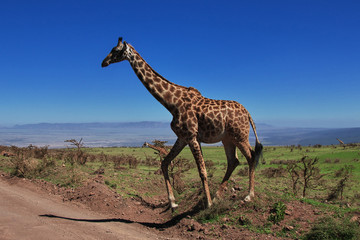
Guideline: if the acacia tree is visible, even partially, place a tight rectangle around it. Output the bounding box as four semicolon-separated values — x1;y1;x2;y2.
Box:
300;156;324;198
287;163;301;195
64;138;87;165
287;156;325;198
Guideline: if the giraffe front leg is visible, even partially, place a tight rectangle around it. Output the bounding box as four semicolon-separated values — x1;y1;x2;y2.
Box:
161;138;186;209
189;138;212;208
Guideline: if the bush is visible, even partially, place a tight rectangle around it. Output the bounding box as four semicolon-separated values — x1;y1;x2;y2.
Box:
238;166;249;176
268;201;287;224
327;165;353;201
303;216;360;240
127;155;140;169
197;199;232;223
261;166;287;178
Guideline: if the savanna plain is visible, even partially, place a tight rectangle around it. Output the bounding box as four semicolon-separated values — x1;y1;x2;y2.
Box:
1;142;360;239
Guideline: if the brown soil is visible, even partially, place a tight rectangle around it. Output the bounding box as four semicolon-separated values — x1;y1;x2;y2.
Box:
2;172;356;239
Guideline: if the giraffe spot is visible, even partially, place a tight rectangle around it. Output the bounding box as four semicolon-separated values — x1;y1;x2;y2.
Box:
163;91;172;103
180;113;189;122
138;61;144;68
176;99;184;106
174;90;182;98
169;85;176;93
155;84;163;93
154;77;161;83
208;112;215;119
162;82;169;90
147;78;154;85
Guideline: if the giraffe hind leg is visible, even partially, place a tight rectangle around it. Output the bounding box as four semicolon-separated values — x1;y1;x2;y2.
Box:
214;139;239;201
235;140;256;202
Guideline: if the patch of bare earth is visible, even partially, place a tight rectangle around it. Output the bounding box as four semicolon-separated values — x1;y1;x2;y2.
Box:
2;172;355;239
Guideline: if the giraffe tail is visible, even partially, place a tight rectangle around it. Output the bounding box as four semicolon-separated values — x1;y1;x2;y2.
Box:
248;113;263;168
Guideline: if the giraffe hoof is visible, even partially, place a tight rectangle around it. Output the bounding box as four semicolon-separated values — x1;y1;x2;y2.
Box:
170;203;178;209
244;195;252;202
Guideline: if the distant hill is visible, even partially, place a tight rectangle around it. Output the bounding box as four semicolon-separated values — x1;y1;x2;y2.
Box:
1;122;359;147
12;121;170;130
297;128;360;146
256;125;360;146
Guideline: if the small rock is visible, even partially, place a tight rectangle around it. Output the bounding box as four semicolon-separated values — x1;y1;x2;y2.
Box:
284;225;294;231
238;216;249;226
350;216;359;223
221;224;228;229
233;186;242;191
186;219;202;232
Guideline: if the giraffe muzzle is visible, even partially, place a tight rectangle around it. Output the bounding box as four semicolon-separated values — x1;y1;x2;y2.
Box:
101;59;110;67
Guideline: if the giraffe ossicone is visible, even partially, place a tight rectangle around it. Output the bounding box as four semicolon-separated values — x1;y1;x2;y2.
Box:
102;37;263;209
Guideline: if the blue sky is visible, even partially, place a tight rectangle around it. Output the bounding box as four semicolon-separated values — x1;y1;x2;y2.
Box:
1;0;359;128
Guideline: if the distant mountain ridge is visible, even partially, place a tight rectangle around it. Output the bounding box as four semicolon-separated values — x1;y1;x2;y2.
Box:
1;122;359;147
11;121;170;130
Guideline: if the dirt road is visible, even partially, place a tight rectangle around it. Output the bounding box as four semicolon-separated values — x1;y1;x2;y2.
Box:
0;177;167;240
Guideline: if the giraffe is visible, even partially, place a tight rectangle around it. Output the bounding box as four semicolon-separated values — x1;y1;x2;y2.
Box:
1;151;15;157
142;142;169;160
102;37;263;209
336;138;345;145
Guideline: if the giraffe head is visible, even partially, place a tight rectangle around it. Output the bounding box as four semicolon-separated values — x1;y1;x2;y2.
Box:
101;37;129;67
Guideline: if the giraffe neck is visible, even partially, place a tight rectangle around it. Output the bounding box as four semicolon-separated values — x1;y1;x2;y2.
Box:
126;45;186;114
146;143;166;153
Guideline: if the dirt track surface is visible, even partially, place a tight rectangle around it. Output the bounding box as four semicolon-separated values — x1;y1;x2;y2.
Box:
0;177;167;240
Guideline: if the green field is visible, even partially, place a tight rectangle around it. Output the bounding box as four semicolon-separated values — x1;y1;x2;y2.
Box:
83;144;360;183
1;143;359;238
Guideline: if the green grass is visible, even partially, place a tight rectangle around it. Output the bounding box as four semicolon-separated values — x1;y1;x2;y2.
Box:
1;144;359;238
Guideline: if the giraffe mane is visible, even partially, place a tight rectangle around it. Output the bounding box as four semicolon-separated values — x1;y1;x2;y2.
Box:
128;44;189;91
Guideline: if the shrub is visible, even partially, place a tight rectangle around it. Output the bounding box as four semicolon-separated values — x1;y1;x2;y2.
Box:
303;216;360;240
327;165;353;201
268;201;287;224
127;155;140;169
261;166;287;178
169;157;194;193
238;166;249;176
287;156;325;198
197;199;232;223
